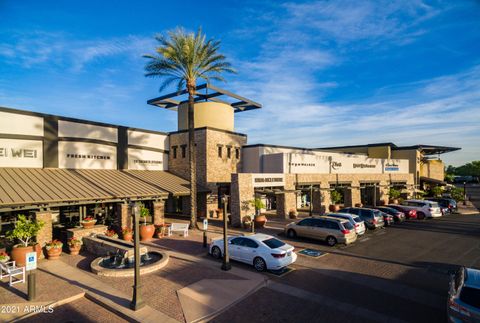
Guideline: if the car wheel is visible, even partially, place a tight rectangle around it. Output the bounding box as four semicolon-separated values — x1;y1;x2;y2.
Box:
211;246;222;259
417;212;425;220
253;257;267;272
287;229;297;238
326;236;337;247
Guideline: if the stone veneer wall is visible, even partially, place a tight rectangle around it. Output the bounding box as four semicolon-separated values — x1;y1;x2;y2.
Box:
230;173;255;227
35;211;52;254
169;128;247;219
153;200;165;225
66;225;108;240
116;203;132;229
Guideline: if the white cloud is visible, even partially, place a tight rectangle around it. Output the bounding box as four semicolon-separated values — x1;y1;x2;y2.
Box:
0;31;155;71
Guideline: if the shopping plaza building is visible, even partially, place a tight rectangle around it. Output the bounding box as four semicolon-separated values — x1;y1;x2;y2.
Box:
0;84;460;242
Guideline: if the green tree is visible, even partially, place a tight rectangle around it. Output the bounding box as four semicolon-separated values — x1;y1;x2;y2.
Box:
144;28;235;229
7;215;44;247
455;161;480;177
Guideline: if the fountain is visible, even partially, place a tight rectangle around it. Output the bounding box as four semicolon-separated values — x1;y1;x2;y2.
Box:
84;234;169;277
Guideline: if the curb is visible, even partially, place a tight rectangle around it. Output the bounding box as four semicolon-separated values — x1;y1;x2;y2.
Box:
9;292;85;323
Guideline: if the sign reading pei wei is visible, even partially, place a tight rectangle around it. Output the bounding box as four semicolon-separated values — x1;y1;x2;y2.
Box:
0;139;43;168
252;174;285;187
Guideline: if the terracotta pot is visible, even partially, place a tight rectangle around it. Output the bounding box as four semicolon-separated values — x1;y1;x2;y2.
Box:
329;204;340;212
354;203;363;208
140;224;155;241
254;215;267;228
288;212;297;219
81;220;96;229
69;245;81;256
32;243;42;259
11;245;35;267
123;233;133;242
47;247;62;260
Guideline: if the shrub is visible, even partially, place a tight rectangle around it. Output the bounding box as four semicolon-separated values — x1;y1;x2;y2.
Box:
388;188;401;199
330;190;342;204
7;215;45;247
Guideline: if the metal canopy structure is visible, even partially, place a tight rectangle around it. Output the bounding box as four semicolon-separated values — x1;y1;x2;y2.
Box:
147;83;262;113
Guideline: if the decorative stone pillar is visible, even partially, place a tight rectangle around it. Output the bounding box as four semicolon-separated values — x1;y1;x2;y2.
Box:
35;211;52;250
153;200;165;226
312;189;323;214
116;203;132;229
230;173;255;227
347;181;361;207
277;174;297;219
379;181;389;205
320;183;331;214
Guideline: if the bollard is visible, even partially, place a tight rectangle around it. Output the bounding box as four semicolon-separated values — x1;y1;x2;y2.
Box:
203;230;207;248
28;271;36;301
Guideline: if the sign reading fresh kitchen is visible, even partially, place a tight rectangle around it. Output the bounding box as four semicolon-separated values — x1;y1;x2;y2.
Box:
0;139;43;168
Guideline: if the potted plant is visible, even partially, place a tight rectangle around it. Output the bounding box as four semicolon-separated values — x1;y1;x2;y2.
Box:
122;227;133;242
0;251;10;263
7;215;44;266
251;198;267;228
105;229;119;239
139;204;155;241
80;216;97;229
45;239;63;260
288;209;298;219
67;237;82;255
329;190;342;212
388;188;401;204
242;215;253;230
154;224;170;238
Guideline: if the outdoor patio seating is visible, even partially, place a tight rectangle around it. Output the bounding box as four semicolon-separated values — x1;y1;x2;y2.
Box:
0;261;26;286
168;223;189;237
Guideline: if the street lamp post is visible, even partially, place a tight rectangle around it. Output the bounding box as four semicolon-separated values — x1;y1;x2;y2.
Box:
463;182;467;206
221;195;231;271
309;185;313;217
130;202;145;311
251;191;257;234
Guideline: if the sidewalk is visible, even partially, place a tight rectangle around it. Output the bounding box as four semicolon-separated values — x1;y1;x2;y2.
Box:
456;200;479;215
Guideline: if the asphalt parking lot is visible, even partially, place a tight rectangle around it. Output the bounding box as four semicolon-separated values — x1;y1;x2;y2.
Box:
213;212;480;323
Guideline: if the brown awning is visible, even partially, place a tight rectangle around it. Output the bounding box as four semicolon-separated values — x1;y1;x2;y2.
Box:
420;176;446;186
0;168;201;209
124;170;210;196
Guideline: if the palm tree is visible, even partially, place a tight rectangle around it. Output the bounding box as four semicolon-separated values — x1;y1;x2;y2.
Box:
144;28;235;229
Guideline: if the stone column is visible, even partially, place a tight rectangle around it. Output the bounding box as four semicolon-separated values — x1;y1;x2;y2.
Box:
116;203;132;229
312;189;323;214
35;211;52;251
379;181;389;205
320;183;331;214
230;174;255;227
348;181;361;207
153;200;165;226
277;174;296;219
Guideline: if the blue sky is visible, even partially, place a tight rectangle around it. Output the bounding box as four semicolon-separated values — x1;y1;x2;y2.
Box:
1;0;479;166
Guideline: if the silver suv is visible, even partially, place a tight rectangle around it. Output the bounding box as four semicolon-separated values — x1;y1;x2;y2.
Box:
401;199;442;219
285;216;357;246
448;266;480;322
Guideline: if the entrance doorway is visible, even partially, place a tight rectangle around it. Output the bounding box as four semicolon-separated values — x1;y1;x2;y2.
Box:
360;183;380;206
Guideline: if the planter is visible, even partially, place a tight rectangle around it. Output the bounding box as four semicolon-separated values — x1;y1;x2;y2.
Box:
81;220;96;229
140;224;155;241
288;212;298;219
154;224;170;238
32;243;42;259
69;245;81;256
11;245;36;267
390;199;399;205
123;233;133;242
254;215;267;228
354;203;363;208
47;247;62;260
329;204;340;212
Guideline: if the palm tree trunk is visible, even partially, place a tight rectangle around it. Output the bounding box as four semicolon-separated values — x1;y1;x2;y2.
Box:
187;83;197;229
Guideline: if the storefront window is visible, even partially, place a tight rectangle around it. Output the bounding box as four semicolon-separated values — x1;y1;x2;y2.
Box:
218;146;222;158
181;145;186;158
235;148;240;159
227;147;231;158
172;146;177;159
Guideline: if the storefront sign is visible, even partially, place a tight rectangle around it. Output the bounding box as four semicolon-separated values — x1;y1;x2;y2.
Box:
58;141;116;169
127;148;168;170
252;174;285;187
0;139;43;168
384;162;399;172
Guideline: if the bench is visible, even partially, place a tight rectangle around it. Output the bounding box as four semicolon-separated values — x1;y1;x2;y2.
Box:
168;223;189;237
0;261;25;286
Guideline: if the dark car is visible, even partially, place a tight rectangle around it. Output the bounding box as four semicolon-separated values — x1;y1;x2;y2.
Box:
448;266;480;322
339;207;385;230
426;197;457;214
379;211;394;226
374;206;405;222
387;204;417;219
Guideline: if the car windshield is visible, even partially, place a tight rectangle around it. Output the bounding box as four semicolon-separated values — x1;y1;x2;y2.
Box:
343;222;354;230
263;238;286;249
353;217;362;223
460;287;480;308
430;202;439;207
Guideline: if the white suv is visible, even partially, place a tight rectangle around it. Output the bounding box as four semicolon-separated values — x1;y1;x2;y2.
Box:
401;199;442;219
324;212;366;235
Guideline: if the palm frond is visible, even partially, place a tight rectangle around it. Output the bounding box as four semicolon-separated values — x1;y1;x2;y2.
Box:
143;27;235;92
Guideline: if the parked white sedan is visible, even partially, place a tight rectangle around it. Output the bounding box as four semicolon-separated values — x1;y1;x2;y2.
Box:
209;233;297;271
